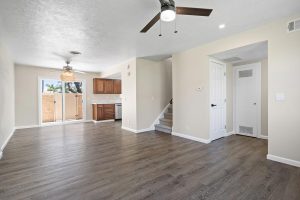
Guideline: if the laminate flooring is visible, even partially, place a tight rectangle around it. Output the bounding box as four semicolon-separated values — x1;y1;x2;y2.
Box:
0;122;299;200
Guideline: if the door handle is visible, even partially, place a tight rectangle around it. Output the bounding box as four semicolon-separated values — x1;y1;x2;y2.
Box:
211;104;217;107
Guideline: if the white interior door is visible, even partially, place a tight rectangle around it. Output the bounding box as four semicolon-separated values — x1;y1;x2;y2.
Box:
234;63;261;137
210;60;226;141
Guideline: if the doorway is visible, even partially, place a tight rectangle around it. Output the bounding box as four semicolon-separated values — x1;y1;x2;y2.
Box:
39;79;86;125
210;41;268;139
234;63;261;137
209;59;227;141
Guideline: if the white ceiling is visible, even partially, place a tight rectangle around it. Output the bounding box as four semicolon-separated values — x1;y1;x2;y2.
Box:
0;0;299;72
211;41;268;65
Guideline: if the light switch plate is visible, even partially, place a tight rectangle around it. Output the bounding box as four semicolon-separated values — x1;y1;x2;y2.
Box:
276;93;285;102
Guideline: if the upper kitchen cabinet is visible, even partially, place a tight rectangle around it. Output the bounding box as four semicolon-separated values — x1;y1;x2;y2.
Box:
93;78;122;94
113;80;122;94
104;79;114;94
93;78;105;94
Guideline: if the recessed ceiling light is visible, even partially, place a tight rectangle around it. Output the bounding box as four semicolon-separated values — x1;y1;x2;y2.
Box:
219;24;226;29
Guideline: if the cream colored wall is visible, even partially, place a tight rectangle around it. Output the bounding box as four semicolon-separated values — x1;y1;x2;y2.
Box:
120;59;138;130
99;58;172;131
173;15;300;162
136;58;172;130
0;40;15;152
15;64;101;127
226;63;234;133
261;59;268;136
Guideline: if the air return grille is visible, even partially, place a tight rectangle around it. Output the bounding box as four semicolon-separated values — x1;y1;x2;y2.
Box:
287;19;300;32
239;126;254;135
239;69;253;78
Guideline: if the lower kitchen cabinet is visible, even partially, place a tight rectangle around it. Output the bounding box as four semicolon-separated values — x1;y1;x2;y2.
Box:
93;104;115;121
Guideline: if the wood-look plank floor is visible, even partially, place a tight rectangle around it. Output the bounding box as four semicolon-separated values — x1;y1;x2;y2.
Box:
0;122;299;200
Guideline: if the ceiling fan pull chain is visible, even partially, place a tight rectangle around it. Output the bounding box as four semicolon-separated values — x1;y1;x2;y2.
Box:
174;17;178;33
159;18;162;37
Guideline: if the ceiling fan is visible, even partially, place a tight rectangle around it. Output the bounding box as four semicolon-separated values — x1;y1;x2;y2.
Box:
140;0;213;33
60;60;86;82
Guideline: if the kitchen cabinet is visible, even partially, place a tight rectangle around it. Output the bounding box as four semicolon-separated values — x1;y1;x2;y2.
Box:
93;79;105;94
104;79;114;94
93;79;122;94
93;104;115;121
113;80;122;94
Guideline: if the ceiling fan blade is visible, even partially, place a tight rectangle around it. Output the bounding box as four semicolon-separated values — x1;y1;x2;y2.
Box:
140;13;161;33
74;70;87;74
176;7;213;16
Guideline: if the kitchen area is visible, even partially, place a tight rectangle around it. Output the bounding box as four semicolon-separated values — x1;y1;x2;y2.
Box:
92;77;122;122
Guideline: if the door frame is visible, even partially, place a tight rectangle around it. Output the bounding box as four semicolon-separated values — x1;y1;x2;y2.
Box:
38;77;87;126
209;58;227;141
233;63;261;138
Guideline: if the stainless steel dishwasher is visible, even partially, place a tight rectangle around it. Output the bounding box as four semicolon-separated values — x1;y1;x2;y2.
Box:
115;103;122;120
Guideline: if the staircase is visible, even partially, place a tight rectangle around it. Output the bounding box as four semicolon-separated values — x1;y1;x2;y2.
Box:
155;104;173;134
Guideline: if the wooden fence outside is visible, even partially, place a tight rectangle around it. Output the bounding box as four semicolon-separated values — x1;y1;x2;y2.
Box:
42;93;83;123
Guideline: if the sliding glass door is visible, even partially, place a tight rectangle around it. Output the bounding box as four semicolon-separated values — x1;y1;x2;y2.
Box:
40;79;85;125
64;82;83;121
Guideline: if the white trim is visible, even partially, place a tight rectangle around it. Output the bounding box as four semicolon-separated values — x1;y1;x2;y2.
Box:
121;126;154;134
136;127;155;133
0;128;16;159
172;131;211;144
15;120;93;130
15;125;40;130
259;135;268;140
267;154;300;168
1;128;15;151
233;63;262;138
225;131;235;136
93;119;115;123
150;103;171;130
122;126;138;133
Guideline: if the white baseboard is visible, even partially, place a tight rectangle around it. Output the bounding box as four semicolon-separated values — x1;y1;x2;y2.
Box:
122;126;138;133
93;120;115;123
15;120;93;130
0;128;15;160
259;134;268;140
267;154;300;168
136;127;154;133
122;126;154;134
15;125;40;130
172;131;211;144
225;131;235;136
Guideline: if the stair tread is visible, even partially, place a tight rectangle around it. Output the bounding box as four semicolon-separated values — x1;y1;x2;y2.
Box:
155;124;172;129
160;118;172;122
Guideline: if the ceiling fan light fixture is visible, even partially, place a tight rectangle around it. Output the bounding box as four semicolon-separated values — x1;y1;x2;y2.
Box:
61;66;75;82
161;5;176;22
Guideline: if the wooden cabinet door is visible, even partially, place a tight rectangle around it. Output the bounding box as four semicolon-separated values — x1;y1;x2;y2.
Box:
113;80;122;94
97;105;104;120
93;104;97;121
103;104;115;120
93;79;105;94
104;80;114;94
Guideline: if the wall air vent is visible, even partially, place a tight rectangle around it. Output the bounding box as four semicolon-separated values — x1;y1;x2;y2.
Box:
287;19;300;33
222;57;242;63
